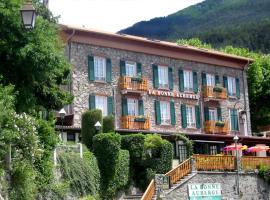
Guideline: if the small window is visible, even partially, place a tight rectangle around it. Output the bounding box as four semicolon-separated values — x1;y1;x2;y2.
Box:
67;133;76;141
125;61;137;77
209;108;217;121
158;66;169;89
184;70;193;92
186;105;195;128
127;98;138;116
94;56;106;81
178;144;187;163
206;74;215;87
95;96;107;116
160;101;170;124
228;76;236;96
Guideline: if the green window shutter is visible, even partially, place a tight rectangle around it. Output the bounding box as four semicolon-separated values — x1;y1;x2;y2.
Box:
230;109;239;131
138;99;144;116
88;56;95;81
122;97;128;116
153;64;159;89
89;95;95;110
106;58;112;83
168;67;174;91
236;78;240;99
195;105;201;129
137;63;142;77
107;96;114;115
170;101;176;125
181;104;187;128
217;107;222;121
193;71;198;93
204;107;209;121
120;60;126;76
178;69;184;92
155;100;161;125
215;75;220;85
223;76;228;94
202;72;207;86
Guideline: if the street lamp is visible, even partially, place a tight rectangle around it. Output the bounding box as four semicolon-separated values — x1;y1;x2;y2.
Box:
233;135;240;195
20;1;36;29
94;121;102;131
59;108;66;138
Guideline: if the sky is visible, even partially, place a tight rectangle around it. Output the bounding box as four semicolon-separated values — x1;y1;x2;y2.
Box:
49;0;204;33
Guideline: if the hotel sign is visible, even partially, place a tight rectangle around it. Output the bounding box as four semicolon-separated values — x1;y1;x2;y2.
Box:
188;183;221;200
148;89;199;100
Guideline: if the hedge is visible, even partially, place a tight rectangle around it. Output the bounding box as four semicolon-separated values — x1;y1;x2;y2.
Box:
103;115;115;133
81;109;102;149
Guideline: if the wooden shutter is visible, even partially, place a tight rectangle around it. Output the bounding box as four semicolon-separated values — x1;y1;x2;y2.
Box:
138;99;144;116
106;58;112;83
223;76;228;94
88;56;94;81
204;107;209;121
137;63;142;77
170;100;176;125
181;104;187;128
89;95;95;109
217;107;222;121
202;72;207;86
155;100;161;125
153;64;159;89
230;109;239;131
122;97;128;116
193;71;198;94
107;96;114;115
120;60;126;76
236;78;240;99
215;75;220;85
168;67;174;91
179;69;184;92
195;105;201;128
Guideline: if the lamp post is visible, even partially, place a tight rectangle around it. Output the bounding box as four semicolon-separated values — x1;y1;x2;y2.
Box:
233;135;240;195
20;1;36;29
94;121;102;131
59;108;66;139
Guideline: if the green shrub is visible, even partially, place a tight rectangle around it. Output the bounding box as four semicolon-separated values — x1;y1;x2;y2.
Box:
93;133;129;199
58;152;100;197
176;133;193;157
259;165;270;184
81;109;102;149
103;115;115;133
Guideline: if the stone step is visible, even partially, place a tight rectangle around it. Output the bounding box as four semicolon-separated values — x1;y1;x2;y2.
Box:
123;194;143;200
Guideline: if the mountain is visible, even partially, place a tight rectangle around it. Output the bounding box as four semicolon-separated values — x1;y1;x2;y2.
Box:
119;0;270;53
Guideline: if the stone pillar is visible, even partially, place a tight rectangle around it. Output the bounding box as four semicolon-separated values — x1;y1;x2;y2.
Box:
191;157;196;173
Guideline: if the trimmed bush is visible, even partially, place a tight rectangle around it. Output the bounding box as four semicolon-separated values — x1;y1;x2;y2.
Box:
81;109;102;149
103;115;115;133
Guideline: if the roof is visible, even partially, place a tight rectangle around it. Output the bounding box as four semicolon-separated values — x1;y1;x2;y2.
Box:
59;24;254;69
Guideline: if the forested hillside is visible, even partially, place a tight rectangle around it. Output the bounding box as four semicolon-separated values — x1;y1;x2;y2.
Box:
120;0;270;53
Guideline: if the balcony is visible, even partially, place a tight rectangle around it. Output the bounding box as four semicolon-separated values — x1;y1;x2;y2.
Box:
204;120;229;135
121;116;150;130
119;76;148;94
202;86;227;100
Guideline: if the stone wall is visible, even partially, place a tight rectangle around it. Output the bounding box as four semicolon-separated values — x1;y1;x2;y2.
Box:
166;172;270;200
69;41;251;135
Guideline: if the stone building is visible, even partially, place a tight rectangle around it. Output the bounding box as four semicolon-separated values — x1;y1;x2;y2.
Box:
58;24;270;156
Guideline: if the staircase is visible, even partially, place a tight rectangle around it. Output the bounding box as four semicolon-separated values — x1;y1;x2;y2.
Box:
123;194;143;200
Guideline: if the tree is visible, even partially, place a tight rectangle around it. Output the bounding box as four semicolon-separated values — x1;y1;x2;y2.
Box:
0;0;73;113
177;38;270;131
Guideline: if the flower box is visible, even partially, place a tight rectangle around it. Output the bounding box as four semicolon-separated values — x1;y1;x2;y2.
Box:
215;121;225;127
213;84;223;93
131;77;143;82
134;117;147;122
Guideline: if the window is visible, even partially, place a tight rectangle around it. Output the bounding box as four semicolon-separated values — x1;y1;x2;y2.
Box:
184;70;193;92
210;145;217;155
230;108;239;131
186;105;196;128
94;56;106;81
228;76;236;96
178;144;187;163
160;101;170;124
125;61;137;77
127;98;138;116
209;108;217;121
67;133;76;141
95;96;107;116
158;66;169;89
206;74;215;87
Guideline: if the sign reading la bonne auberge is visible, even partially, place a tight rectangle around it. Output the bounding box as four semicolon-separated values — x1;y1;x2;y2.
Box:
188;183;221;200
148;89;199;100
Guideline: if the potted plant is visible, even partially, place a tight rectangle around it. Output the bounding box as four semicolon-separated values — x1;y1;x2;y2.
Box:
134;116;147;122
215;121;225;127
213;84;223;93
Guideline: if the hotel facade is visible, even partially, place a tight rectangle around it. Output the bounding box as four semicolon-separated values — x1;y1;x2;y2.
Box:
58;25;270;157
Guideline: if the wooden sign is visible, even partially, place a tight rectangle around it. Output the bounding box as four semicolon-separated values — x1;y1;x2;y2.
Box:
148;89;199;100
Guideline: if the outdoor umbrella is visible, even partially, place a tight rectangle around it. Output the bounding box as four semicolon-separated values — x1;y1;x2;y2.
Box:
247;146;269;152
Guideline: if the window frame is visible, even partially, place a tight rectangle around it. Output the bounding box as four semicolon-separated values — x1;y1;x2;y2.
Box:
227;76;236;96
127;98;139;116
95;95;108;116
125;61;137;78
94;56;106;81
183;70;193;92
206;73;215;87
209;108;217;121
186;105;196;128
160;101;171;125
158;65;169;89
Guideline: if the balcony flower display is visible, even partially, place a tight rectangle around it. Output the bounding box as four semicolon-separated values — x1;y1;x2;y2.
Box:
215;121;225;127
213;84;223;93
134;116;147;122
